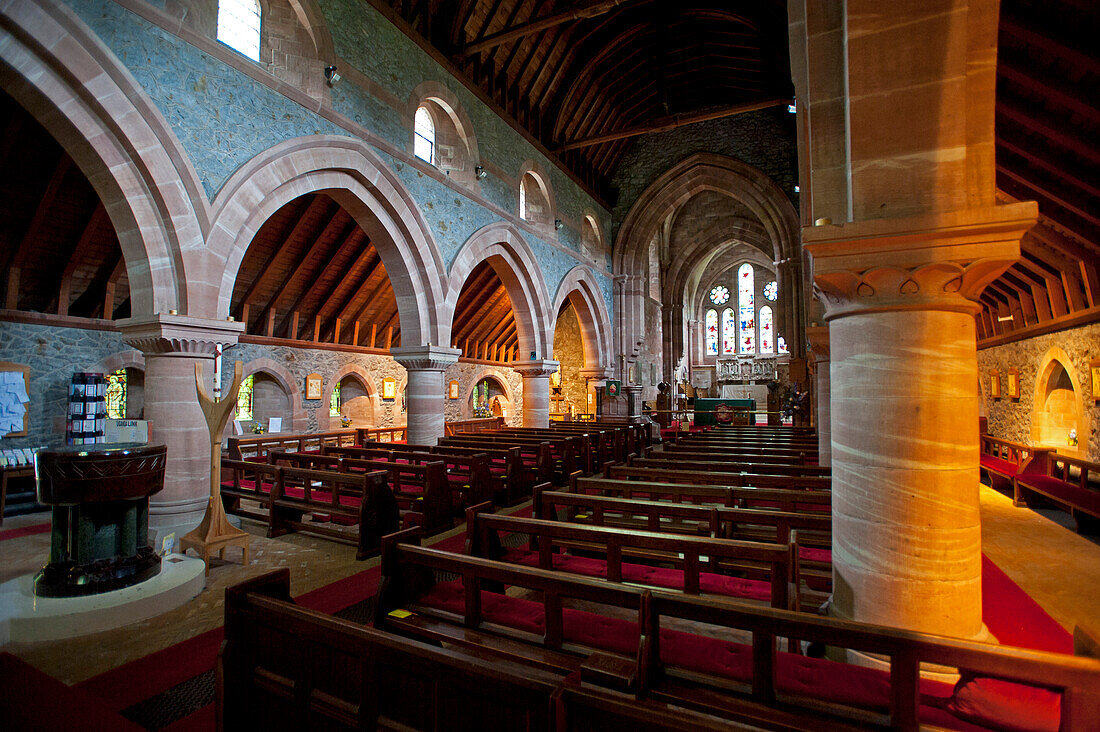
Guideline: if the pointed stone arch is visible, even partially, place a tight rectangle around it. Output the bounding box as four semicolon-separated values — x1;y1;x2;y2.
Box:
239;357;309;432
0;0;208;316
208;135;447;345
552;266;614;370
446;222;554;361
1031;347;1090;453
325;363;382;427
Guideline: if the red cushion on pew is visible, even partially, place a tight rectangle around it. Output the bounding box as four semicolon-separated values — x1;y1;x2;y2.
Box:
1017;475;1100;516
281;485;362;508
980;455;1019;476
946;676;1060;732
798;546;832;563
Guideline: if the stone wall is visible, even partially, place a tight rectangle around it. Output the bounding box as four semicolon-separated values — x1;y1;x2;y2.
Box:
552;304;587;414
977;322;1099;462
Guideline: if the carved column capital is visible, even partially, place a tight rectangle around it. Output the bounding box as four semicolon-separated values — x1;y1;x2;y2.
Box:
578;366;613;382
511;359;560;378
390;345;461;372
804;203;1037;321
805;325;830;362
117;314;245;356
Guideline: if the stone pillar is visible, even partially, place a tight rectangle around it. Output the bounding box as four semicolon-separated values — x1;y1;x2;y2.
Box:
118;314;245;540
805;325;831;467
512;359;560;427
805;206;1036;641
391;346;460;446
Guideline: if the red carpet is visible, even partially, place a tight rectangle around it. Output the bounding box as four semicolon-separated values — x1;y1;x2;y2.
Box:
980;555;1072;654
0;522;49;542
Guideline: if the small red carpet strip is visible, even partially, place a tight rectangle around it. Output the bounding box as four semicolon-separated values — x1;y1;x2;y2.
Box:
6;516;1060;731
0;522;49;542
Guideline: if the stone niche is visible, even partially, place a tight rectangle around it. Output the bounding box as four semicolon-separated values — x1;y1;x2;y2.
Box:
1032;359;1085;455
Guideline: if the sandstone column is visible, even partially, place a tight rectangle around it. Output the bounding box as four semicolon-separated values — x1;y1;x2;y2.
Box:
805;207;1035;640
805;325;831;467
512;359;560;427
391;345;460;446
118;314;245;541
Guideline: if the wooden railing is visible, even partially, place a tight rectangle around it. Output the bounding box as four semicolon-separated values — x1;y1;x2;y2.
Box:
444;416;505;436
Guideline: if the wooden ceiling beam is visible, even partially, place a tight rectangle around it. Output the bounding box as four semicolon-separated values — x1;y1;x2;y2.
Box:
1000;18;1100;76
997;164;1100;231
996;102;1100;167
996;136;1100;203
557;98;789;152
457;0;640;59
55;202;109;317
998;63;1100;127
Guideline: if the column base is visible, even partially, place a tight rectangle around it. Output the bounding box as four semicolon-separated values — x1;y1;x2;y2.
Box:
148;497;209;550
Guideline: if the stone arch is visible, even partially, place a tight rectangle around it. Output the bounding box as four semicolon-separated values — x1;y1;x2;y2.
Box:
326;363;381;428
518;161;557;230
580;211;607;266
446;222;554;360
208;136;447;344
552;266;614;370
239;357;309;433
407;81;481;184
0;0;207;316
1031;347;1089;453
466;369;515;419
89;350;146;375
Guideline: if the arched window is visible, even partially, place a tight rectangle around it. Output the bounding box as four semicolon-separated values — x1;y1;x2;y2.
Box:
759;306;774;354
236;374;254;421
777;336;789;354
737;263;755;354
105;369;127;419
413;106;435;164
217;0;261;61
519;177;528;219
721;308;736;355
519;172;551;225
329;382;342;417
705;309;718;355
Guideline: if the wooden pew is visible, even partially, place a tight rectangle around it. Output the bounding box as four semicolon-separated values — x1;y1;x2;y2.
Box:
444;415;505;435
465;504;792;610
227;429;358;461
357;426;407;443
980;435;1053;494
484;430;582;481
629;454;831;477
490;428;596;475
439;435;554;485
570;475;832;514
219;569;562;731
1014;452;1100;534
268;451;453;535
322;444;493;509
376;535;1100;731
425;443;531;506
606;464;830;491
219;459;397;559
660;443;818;465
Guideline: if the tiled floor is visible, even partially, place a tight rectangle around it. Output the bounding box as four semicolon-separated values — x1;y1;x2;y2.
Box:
2;485;1098;685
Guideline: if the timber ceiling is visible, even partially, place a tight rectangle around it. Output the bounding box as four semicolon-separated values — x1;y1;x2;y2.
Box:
450;260;519;361
978;0;1100;344
375;0;794;202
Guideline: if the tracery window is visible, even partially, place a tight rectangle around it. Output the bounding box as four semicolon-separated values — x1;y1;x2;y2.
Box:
721;308;736;355
709;285;729;305
330;382;342;417
705;309;718;355
777;336;789;354
738;264;755;354
759;306;774;354
217;0;261;61
414;107;435;164
106;369;127;419
764;280;778;302
236;374;254;421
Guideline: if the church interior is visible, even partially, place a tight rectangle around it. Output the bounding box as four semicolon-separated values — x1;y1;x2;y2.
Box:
0;0;1098;729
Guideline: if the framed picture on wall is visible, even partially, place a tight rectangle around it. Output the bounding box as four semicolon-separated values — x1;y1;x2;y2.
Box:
1091;358;1100;400
990;369;1001;399
1006;368;1020;399
448;380;459;400
382;377;397;400
305;373;323;401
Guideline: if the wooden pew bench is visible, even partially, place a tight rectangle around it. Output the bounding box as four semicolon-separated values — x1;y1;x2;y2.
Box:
606;464;831;491
660;443;818;465
220;459;397;559
219;569;562;730
439;435;553;485
322;444;493;509
491;427;596;475
465;505;792;610
376;535;1100;731
425;443;530;506
227;429;359;461
268;450;453;535
979;435;1053;494
570;475;832;514
1014;452;1100;534
629;453;831;477
485;430;582;481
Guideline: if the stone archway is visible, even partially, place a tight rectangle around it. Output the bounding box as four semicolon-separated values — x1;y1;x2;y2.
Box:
1031;347;1089;454
326;364;381;429
445;222;554;360
0;0;206;316
237;358;309;434
208;136;448;345
466;369;515;420
552;266;614;370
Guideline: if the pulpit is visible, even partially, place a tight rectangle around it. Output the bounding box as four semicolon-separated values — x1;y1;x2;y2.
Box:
33;442;166;598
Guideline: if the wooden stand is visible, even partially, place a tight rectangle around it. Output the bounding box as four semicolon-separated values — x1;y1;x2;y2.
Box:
180;361;250;575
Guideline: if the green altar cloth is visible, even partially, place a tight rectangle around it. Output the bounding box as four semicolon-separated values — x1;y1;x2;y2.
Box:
694;398;755;426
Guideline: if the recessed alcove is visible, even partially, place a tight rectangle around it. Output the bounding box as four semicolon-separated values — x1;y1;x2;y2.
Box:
1031;350;1086;455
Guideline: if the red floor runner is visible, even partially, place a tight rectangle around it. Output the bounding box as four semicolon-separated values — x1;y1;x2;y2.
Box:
981;555;1072;654
0;522;49;542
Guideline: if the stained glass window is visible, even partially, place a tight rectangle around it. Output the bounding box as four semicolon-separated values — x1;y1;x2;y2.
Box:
414;107;434;164
777;336;789;354
764;280;778;301
236;374;254;421
759;306;774;354
330;382;342;416
709;285;729;305
721;308;736;354
738;263;755;354
106;369;127;419
217;0;261;61
705;309;718;355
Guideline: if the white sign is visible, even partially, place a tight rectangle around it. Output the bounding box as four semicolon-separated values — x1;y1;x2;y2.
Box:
104;419;149;443
268;417;282;433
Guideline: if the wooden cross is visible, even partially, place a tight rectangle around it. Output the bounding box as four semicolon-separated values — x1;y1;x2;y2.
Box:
180;360;250;574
